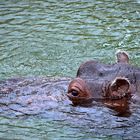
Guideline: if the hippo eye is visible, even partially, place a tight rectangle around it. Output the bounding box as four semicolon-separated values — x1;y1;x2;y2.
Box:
99;72;103;77
71;90;79;96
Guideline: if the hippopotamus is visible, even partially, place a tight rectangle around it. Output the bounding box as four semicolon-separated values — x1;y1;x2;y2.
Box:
0;77;71;117
67;50;140;107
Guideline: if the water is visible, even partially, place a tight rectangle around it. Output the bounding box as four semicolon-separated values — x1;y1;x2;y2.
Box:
0;0;140;139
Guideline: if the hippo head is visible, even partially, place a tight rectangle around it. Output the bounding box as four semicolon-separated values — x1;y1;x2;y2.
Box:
67;76;131;105
67;78;93;105
67;51;132;106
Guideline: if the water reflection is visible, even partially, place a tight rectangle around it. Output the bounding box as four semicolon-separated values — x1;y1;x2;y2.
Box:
103;98;131;117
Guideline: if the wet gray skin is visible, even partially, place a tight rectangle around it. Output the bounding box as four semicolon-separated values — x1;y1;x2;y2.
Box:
0;77;71;117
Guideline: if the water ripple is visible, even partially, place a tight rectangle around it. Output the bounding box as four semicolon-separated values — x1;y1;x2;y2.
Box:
0;0;140;138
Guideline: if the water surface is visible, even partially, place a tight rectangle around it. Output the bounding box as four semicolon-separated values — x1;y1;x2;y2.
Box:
0;0;140;79
0;0;140;139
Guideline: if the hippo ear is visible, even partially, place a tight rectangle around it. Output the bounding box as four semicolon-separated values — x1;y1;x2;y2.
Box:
116;50;129;64
110;77;130;99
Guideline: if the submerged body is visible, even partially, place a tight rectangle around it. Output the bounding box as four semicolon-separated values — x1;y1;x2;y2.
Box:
0;77;71;117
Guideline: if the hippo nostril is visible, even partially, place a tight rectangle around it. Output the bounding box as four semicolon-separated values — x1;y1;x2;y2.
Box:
71;90;79;96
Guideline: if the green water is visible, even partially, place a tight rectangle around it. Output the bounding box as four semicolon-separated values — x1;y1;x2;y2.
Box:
0;0;140;140
0;0;140;80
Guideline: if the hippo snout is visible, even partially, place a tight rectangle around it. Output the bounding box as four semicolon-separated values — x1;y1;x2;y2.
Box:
67;78;92;105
